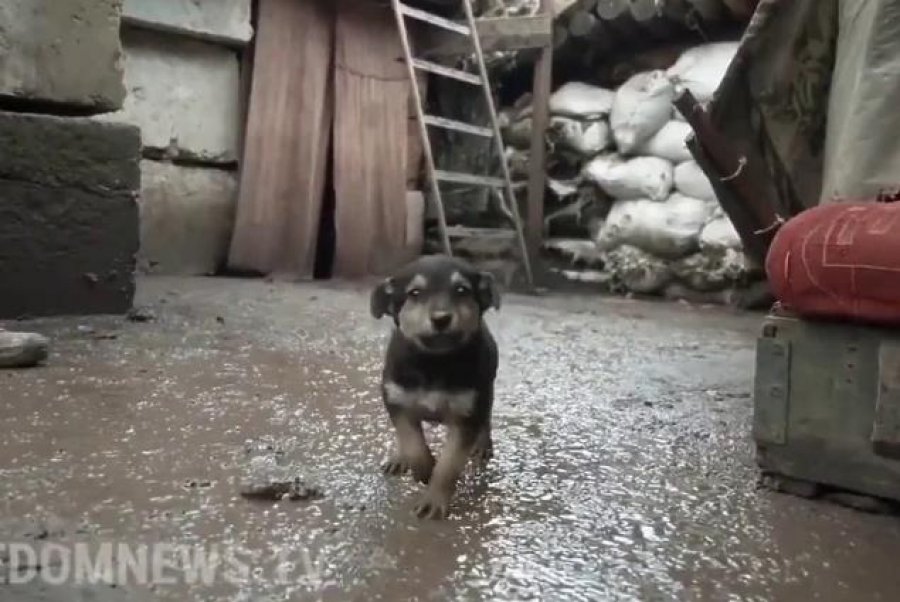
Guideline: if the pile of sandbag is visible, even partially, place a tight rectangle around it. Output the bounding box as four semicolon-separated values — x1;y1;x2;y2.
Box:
502;41;761;298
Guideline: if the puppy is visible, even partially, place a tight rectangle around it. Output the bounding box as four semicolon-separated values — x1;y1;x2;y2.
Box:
370;254;500;519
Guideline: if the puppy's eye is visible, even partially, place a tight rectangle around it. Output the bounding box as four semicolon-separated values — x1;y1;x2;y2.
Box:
454;285;470;295
408;288;421;298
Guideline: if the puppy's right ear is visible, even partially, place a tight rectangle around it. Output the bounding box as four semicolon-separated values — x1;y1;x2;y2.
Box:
370;278;395;319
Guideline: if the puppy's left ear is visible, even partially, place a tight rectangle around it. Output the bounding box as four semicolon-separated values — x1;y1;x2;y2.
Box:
370;278;395;319
476;271;501;312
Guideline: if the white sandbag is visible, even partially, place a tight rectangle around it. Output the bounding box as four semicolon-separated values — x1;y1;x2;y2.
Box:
610;70;675;154
674;160;716;202
633;121;693;163
549;82;616;119
671;248;753;292
603;245;673;295
549;116;612;156
666;42;739;103
699;216;742;252
583;154;673;202
595;194;716;259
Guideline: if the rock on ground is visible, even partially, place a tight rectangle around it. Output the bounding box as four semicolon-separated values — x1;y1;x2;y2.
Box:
0;111;141;318
0;0;125;113
0;332;49;369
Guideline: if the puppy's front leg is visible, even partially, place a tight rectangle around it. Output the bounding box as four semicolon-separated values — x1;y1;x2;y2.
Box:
414;422;478;520
382;406;435;484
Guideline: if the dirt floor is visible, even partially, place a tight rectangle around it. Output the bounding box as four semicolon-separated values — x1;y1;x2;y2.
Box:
2;276;900;601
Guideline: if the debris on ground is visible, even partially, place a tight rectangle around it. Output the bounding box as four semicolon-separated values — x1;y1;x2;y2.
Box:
126;306;157;323
239;455;323;502
0;330;49;368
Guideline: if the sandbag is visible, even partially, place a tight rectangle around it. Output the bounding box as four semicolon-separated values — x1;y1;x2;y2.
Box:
549;116;612;156
595;194;715;259
610;71;675;154
699;216;742;252
672;249;753;292
766;202;900;325
633;121;694;163
666;42;739;103
549;82;616;119
583;154;673;202
503;116;533;149
674;160;716;202
603;245;673;294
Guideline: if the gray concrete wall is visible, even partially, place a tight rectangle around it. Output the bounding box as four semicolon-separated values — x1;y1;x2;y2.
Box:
0;0;126;113
122;0;253;46
95;1;250;277
0;112;141;318
99;27;242;165
138;161;238;276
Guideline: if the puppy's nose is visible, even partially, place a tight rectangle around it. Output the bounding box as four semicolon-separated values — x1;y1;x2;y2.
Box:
431;312;452;331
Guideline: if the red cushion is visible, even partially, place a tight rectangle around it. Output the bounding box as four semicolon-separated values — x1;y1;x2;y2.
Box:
766;202;900;326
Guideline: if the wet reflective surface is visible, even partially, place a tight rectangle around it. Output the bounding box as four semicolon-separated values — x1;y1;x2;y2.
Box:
2;276;900;601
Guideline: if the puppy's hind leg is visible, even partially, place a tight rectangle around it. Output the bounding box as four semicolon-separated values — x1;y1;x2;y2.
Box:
382;407;435;484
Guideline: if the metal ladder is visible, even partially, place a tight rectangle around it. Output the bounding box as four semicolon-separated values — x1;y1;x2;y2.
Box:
390;0;534;287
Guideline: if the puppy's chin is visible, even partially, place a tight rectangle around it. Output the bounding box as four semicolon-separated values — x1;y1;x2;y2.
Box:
410;331;469;354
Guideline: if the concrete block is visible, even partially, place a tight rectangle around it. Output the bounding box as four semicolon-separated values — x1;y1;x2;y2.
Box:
122;0;253;46
138;161;238;276
100;28;241;164
0;0;126;113
0;112;141;318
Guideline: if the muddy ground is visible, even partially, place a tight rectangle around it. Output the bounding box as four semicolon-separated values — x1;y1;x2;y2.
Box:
1;276;899;601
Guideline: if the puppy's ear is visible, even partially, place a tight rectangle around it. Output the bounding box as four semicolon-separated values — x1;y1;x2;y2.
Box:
476;271;501;312
370;278;395;319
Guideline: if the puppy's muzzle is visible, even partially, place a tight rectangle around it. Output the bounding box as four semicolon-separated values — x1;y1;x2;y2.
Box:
430;311;452;332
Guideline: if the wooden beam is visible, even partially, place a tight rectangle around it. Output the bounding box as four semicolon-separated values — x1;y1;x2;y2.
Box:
526;0;553;276
422;14;553;58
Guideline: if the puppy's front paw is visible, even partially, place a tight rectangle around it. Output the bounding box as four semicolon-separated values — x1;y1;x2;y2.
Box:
383;453;434;483
471;439;493;464
414;489;452;520
382;455;410;476
410;456;435;484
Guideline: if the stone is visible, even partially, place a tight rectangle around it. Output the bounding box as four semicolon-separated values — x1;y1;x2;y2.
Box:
122;0;253;46
0;111;141;318
138;161;238;276
0;332;49;368
98;28;241;164
0;0;125;113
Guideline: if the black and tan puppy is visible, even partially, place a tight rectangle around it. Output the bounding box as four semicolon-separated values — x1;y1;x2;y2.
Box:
370;254;500;519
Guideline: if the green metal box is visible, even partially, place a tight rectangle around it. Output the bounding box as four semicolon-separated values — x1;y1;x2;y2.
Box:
753;314;900;503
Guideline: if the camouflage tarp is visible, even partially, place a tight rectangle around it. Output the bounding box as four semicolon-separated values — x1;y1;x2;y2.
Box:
707;0;838;215
709;0;900;211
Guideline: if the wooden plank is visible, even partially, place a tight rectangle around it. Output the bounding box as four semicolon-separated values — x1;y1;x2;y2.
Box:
423;115;493;137
333;0;411;277
228;0;333;278
873;344;900;459
434;169;505;187
526;1;554;272
398;2;471;34
422;14;553;57
412;58;482;84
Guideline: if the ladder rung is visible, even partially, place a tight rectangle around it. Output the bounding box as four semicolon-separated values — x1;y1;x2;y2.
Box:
435;170;505;188
411;59;482;85
423;115;493;137
398;3;471;35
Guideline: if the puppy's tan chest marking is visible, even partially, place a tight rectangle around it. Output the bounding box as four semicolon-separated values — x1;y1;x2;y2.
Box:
384;381;477;420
